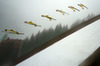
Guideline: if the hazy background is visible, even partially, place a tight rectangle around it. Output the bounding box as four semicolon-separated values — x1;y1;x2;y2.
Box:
0;0;100;39
17;20;100;66
0;0;100;66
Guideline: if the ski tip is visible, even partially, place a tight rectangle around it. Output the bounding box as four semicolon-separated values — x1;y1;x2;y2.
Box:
38;26;42;27
18;33;24;35
53;19;56;20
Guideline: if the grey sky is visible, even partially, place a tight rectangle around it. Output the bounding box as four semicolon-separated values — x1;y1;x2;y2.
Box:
0;0;100;66
0;0;100;39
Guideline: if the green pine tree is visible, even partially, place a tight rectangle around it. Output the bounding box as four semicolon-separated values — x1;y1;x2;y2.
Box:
0;34;8;42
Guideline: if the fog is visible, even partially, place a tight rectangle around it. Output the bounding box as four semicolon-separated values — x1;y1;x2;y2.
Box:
0;0;100;39
17;20;100;66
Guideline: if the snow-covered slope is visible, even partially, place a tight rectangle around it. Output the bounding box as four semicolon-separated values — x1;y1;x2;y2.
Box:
17;19;100;66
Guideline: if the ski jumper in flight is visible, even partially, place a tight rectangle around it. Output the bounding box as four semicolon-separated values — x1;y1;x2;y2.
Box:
56;9;69;15
41;15;56;21
68;6;80;12
24;21;41;27
4;29;24;35
78;4;88;9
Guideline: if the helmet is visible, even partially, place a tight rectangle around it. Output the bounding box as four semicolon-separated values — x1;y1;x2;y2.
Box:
24;21;27;23
5;29;8;31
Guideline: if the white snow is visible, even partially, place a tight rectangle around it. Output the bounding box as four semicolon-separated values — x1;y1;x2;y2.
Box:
17;20;100;66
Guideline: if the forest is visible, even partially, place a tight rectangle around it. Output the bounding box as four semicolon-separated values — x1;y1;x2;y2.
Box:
0;14;98;65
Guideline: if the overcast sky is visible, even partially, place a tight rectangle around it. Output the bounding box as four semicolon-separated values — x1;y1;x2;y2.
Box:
0;0;100;66
0;0;100;39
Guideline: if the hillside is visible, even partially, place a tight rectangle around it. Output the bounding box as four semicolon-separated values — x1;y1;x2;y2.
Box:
15;15;100;65
0;38;22;66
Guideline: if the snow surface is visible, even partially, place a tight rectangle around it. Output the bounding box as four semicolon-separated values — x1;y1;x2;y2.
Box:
17;20;100;66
